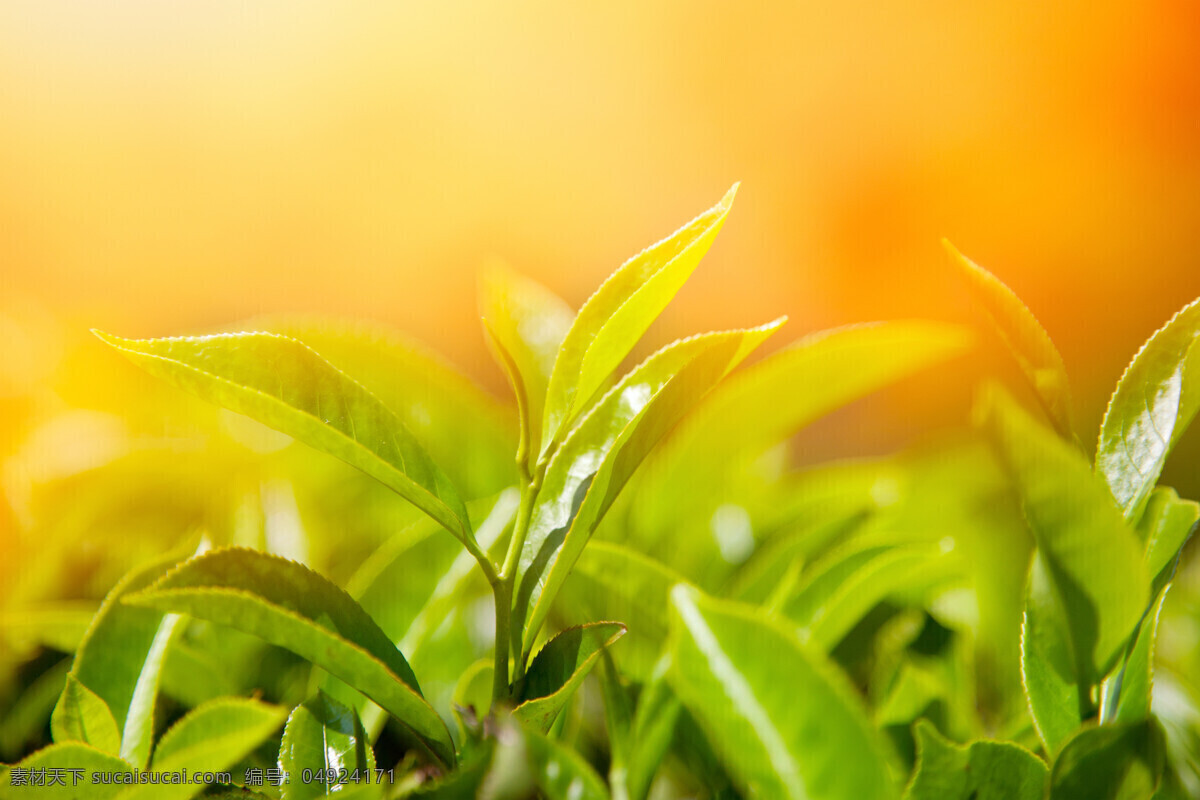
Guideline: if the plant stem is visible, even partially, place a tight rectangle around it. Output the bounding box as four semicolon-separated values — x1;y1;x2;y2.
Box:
492;577;512;704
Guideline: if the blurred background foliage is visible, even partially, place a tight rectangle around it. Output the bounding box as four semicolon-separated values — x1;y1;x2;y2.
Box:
1;0;1199;786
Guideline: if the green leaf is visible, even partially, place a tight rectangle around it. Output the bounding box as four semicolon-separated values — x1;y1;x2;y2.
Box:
1139;488;1200;593
1096;297;1200;520
479;262;574;464
540;185;738;453
516;320;784;656
904;719;1047;800
514;622;626;733
248;315;517;498
114;698;287;800
123;548;455;767
0;742;131;800
554;542;690;682
1021;553;1083;755
278;692;375;800
69;547;192;769
984;384;1149;681
1112;585;1171;725
50;675;121;755
624;659;681;800
0;601;97;656
667;585;899;800
1048;719;1168;800
944;240;1073;437
636;321;973;538
522;726;610;800
95;330;474;549
782;541;938;652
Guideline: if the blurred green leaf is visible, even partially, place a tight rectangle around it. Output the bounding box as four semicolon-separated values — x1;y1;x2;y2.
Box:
555;542;688;681
95;331;476;553
1021;553;1083;755
124;548;454;767
540;185;738;453
984;384;1148;681
279;691;375;800
520;725;609;800
515;622;625;733
50;674;120;755
69;547;191;769
1113;585;1170;725
479;263;574;465
944;241;1073;437
904;719;1046;800
624;660;680;800
783;541;938;652
1048;719;1168;800
667;585;899;800
1096;298;1200;520
635;321;972;539
516;320;784;657
0;602;97;657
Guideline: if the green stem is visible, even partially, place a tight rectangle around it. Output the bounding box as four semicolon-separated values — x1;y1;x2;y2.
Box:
492;578;512;704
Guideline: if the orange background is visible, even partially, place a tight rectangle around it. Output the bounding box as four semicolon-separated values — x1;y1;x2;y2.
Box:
2;1;1199;485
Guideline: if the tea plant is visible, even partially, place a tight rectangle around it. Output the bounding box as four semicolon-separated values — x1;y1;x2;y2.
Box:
2;188;1198;800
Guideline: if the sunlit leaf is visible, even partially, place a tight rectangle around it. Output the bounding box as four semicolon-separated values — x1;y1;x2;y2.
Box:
636;321;973;538
278;692;375;800
69;547;192;769
1139;488;1200;593
668;585;899;800
479;263;574;464
516;320;784;657
50;675;120;755
1096;298;1200;520
540;185;738;453
95;331;475;550
124;548;455;767
114;698;286;800
1048;719;1168;799
1112;585;1170;726
984;384;1148;681
944;241;1073;437
903;719;1046;800
515;622;625;733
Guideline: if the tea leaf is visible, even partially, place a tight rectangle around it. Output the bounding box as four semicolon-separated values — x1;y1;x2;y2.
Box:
903;719;1046;800
944;241;1073;437
1139;487;1200;593
124;548;455;767
515;622;626;733
516;321;784;657
540;185;738;453
624;660;681;800
278;692;375;800
0;743;131;800
50;675;121;755
555;542;687;682
1111;585;1170;725
1020;553;1082;755
984;384;1149;681
112;698;286;800
479;263;574;464
69;547;192;769
667;585;899;800
1096;297;1200;520
636;321;972;537
783;542;936;652
94;331;476;554
1047;718;1168;799
247;315;516;497
522;727;610;800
